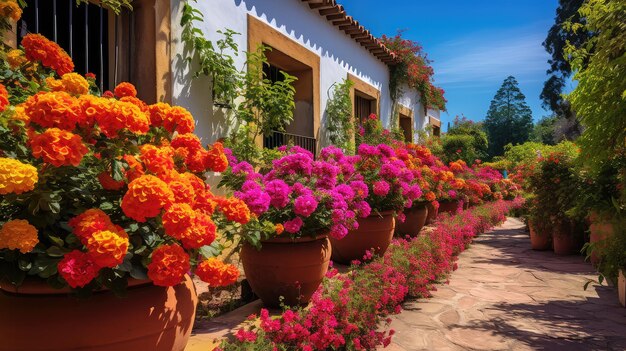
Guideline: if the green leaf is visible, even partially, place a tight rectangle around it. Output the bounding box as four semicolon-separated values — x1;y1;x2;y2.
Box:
130;265;148;280
198;242;224;259
48;235;65;248
111;159;125;181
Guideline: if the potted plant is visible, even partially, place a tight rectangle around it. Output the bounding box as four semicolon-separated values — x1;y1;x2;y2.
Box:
220;145;369;307
327;142;421;264
402;143;440;225
0;34;244;351
394;144;433;236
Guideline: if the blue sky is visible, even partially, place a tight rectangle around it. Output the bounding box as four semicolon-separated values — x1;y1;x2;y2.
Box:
338;0;564;130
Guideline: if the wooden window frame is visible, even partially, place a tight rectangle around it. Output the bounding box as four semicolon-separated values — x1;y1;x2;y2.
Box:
397;104;413;143
348;73;380;122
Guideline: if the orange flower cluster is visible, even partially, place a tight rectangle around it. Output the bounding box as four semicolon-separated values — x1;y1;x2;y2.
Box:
114;82;137;98
21;33;74;76
147;244;191;287
148;103;195;134
121;175;174;222
24;91;83;130
95;99;150;137
0;219;38;253
140;144;175;175
0;0;21;21
195;258;240;287
216;197;251;224
206;142;228;172
46;73;89;95
0;157;38;195
86;230;129;268
0;83;8;112
29;128;88;167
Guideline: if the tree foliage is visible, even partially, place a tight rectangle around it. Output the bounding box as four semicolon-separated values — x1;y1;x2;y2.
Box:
484;76;533;158
442;115;489;163
531;116;557;145
541;0;588;140
565;0;626;169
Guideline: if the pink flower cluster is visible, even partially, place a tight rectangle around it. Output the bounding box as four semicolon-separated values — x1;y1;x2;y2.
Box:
228;146;371;240
217;198;524;351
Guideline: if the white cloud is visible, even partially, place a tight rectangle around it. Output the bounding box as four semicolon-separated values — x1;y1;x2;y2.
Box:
431;26;550;88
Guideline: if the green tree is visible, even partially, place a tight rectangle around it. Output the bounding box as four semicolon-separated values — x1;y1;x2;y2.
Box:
443;115;489;163
531;116;557;145
484;76;534;158
326;79;354;153
565;0;626;169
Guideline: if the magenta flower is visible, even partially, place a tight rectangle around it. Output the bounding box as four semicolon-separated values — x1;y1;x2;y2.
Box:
373;180;390;196
265;179;290;208
294;195;318;217
284;217;303;233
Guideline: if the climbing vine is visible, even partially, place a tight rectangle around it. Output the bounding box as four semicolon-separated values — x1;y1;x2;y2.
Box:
380;31;446;112
326;78;354;153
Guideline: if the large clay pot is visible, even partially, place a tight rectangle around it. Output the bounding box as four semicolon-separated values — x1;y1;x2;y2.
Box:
395;204;428;237
617;269;626;307
438;200;460;215
425;202;438;225
0;275;197;351
552;221;583;255
529;220;551;250
589;219;615;266
241;235;331;308
330;211;395;264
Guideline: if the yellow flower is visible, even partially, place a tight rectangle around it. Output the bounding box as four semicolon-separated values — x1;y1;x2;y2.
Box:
0;158;38;195
61;73;89;95
86;230;129;268
0;1;22;22
11;106;29;123
6;49;26;68
0;219;38;253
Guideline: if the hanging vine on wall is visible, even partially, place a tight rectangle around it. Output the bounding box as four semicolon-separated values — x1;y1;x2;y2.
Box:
326;78;354;153
380;31;447;112
180;0;240;108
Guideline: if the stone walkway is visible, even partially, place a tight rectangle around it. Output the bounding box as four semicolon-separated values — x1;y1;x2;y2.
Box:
386;217;626;351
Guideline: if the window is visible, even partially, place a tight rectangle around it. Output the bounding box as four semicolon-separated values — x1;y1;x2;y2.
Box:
355;94;375;124
17;0;132;92
399;114;412;142
348;74;380;128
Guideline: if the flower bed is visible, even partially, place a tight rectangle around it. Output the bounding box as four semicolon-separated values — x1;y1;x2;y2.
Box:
216;198;524;351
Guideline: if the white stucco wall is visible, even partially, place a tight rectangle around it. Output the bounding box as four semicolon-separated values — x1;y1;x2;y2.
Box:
170;0;398;146
396;84;430;142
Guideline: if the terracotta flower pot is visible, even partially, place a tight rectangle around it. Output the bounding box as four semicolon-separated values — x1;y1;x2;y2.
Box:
0;275;197;351
552;221;583;255
330;211;395;264
395;204;428;237
617;269;626;307
589;220;615;266
425;202;438;225
241;234;331;308
529;221;551;251
438;200;460;215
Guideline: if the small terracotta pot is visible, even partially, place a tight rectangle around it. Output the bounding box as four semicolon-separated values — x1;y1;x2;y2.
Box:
529;221;551;250
425;202;438;225
330;211;395;264
0;275;197;351
438;200;460;215
552;221;583;255
589;220;615;266
617;269;626;307
395;204;428;237
241;234;331;307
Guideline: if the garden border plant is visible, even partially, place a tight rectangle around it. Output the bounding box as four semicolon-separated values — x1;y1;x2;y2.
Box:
215;198;524;351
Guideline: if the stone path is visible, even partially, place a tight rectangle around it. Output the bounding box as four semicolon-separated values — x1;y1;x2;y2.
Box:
386;217;626;351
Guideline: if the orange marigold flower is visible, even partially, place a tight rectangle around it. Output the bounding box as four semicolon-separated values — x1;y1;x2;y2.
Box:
96;100;149;137
0;0;22;21
181;172;206;194
0;157;38;195
163;171;196;205
147;102;170;126
275;223;284;235
195;258;239;288
119;96;148;112
121;175;174;222
11;105;29;123
69;208;114;244
0;83;9;112
216;197;250;224
86;230;129;268
0;219;38;253
205;142;228;172
194;189;217;215
29;128;88;167
147;244;190;287
24;91;83;130
171;133;203;152
21;33;73;76
181;211;216;249
6;49;26;68
58;250;100;288
187;149;209;173
79;94;110;128
425;191;436;202
97;171;125;190
114;82;137;98
149;103;195;134
140;144;175;175
162;203;196;240
123;154;145;182
60;73;89;95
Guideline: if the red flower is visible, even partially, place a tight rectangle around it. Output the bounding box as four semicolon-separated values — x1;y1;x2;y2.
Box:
58;250;100;288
